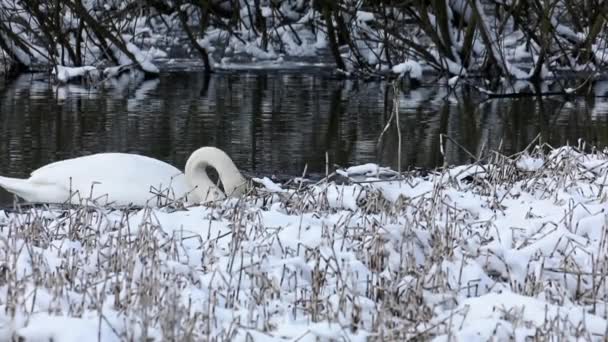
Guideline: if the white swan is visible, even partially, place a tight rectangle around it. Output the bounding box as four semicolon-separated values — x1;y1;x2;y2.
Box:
0;146;247;207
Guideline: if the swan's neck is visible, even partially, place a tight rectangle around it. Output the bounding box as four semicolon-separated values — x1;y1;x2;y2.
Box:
184;147;247;203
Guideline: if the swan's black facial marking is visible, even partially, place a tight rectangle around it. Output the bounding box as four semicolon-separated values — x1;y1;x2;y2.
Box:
205;166;224;192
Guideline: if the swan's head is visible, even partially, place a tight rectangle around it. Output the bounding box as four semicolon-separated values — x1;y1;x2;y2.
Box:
184;146;247;204
223;175;248;197
190;184;225;204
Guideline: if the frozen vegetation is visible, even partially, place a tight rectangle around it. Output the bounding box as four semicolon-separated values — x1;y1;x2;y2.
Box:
2;0;608;340
0;0;607;84
2;144;608;341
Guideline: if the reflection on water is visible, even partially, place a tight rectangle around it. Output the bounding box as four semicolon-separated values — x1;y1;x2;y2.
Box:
1;71;608;205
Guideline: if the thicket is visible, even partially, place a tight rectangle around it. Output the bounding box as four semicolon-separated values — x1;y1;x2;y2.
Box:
0;0;606;81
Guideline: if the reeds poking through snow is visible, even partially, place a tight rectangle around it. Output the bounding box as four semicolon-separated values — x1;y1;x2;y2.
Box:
2;144;608;341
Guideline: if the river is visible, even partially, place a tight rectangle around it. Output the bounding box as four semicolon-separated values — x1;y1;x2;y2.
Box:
1;70;607;205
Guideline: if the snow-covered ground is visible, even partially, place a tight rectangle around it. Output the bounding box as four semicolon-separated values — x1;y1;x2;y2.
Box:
2;145;608;341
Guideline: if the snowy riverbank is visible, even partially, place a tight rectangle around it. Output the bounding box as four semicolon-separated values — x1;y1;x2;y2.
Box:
2;145;608;341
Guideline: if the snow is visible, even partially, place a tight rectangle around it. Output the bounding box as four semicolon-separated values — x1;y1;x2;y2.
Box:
513;42;530;61
252;176;285;193
261;6;272;17
125;43;160;73
356;11;375;23
552;18;585;43
16;314;123;342
392;60;423;80
346;163;381;175
372;179;434;202
2;144;608;340
52;65;98;83
447;75;459;87
431;50;467;76
50;49;164;85
431;292;607;341
515;154;544;171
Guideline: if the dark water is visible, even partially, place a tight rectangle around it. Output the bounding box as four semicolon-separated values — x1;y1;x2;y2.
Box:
1;71;608;205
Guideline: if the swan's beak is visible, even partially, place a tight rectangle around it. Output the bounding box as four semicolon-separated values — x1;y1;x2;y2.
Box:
206;187;226;202
189;186;225;205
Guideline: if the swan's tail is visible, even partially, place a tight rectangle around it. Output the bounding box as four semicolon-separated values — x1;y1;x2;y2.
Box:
0;176;38;202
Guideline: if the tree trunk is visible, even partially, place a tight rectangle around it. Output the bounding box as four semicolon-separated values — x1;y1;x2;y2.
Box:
321;0;345;70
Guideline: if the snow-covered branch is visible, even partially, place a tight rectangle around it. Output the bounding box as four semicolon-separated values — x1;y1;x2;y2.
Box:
0;0;605;83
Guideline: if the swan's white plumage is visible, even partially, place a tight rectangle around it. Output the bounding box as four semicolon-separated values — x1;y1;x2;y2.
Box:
0;147;245;207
